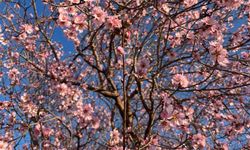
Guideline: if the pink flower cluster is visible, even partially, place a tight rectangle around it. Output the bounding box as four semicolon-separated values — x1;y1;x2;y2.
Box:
92;6;107;25
57;7;84;45
21;24;34;34
192;133;206;148
12;24;39;51
172;74;189;88
56;83;70;97
56;85;83;110
183;0;198;8
73;14;87;32
8;68;20;84
106;15;122;29
0;27;7;45
0;101;12;111
19;93;38;118
34;124;54;139
160;93;173;119
117;46;125;55
68;0;80;4
160;93;194;131
73;101;100;129
136;58;150;77
209;41;229;66
110;129;121;145
57;4;123;46
92;6;122;30
58;12;72;27
212;0;243;10
0;139;10;149
198;17;226;42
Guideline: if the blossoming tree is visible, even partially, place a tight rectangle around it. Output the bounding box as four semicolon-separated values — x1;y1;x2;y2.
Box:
0;0;250;149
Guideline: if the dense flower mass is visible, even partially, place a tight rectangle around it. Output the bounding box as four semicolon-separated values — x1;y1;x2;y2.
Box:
92;6;107;25
209;41;229;66
0;0;250;149
106;15;122;29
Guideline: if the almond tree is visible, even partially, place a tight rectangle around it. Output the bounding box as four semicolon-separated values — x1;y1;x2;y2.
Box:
0;0;250;149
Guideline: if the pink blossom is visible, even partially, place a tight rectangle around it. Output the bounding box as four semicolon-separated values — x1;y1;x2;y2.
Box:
58;7;67;14
111;130;120;138
42;140;50;149
18;33;27;40
58;14;72;27
192;133;206;147
0;27;7;45
161;93;172;105
0;1;249;149
136;58;150;77
20;93;29;103
21;24;34;34
20;101;38;118
91;117;100;129
73;14;87;31
183;0;198;8
34;124;41;137
92;7;107;25
74;14;86;25
160;105;173;119
42;127;53;138
83;104;94;115
124;30;131;43
64;29;78;42
222;144;229;150
212;0;243;10
57;83;69;97
241;52;249;59
0;33;7;45
67;6;77;15
82;104;94;121
161;93;174;119
69;0;80;4
0;140;9;149
110;129;121;145
8;68;20;80
209;41;229;66
172;74;189;88
117;46;125;55
106;15;122;29
162;3;170;13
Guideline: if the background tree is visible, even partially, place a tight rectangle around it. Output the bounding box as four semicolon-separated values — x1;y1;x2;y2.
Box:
0;0;250;149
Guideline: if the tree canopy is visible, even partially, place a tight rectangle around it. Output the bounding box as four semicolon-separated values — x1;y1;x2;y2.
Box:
0;0;250;149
